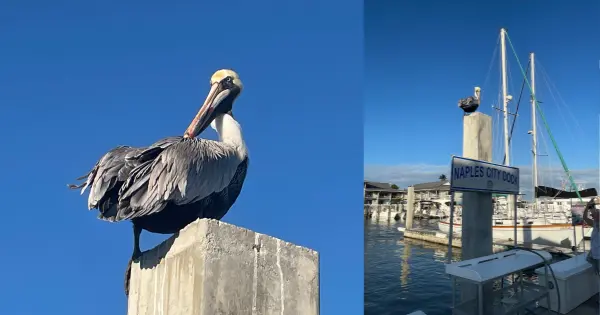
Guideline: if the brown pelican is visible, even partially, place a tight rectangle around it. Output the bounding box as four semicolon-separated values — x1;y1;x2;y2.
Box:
458;86;481;115
68;69;248;296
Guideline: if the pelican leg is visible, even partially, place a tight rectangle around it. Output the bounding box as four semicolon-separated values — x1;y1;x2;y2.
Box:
124;224;143;297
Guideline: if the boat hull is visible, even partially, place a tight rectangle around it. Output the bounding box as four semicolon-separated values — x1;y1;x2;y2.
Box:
438;221;589;247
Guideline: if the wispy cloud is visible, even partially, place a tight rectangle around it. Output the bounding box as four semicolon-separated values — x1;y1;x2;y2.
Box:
364;164;599;198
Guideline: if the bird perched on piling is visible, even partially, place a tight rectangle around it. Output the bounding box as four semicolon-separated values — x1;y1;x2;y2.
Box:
458;87;481;115
68;69;249;296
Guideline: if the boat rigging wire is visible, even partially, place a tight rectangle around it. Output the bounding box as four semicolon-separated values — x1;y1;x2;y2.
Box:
505;31;583;203
537;60;586;140
481;34;501;101
502;59;531;165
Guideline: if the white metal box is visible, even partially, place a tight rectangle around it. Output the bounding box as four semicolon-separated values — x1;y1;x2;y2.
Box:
446;249;552;283
534;253;598;314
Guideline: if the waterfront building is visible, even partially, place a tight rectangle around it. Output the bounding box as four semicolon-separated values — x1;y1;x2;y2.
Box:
412;180;451;200
364;181;406;205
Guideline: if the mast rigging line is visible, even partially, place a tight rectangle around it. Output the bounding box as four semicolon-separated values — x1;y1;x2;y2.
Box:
502;59;531;165
481;34;501;100
504;32;583;202
536;60;586;140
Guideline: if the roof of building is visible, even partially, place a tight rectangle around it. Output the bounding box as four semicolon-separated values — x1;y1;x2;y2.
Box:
364;180;406;192
364;180;392;189
365;188;406;193
412;180;450;191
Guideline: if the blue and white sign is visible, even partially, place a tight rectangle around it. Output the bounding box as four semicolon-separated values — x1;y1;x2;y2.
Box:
450;156;520;194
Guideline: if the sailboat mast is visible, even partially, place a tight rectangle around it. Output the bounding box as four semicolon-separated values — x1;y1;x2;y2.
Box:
500;28;510;166
530;52;538;204
500;28;516;218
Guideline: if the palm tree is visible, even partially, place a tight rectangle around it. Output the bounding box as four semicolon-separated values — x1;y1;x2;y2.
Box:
439;174;447;181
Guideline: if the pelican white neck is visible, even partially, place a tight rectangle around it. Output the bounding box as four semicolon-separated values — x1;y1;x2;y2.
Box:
210;113;245;148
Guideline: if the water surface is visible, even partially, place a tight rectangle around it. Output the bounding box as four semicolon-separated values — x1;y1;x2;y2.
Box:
364;219;460;315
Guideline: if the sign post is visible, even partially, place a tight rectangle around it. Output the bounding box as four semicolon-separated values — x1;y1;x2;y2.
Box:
446;156;520;263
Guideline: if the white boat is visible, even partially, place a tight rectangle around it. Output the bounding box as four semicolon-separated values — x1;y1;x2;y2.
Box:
412;200;449;219
426;199;453;219
438;217;589;247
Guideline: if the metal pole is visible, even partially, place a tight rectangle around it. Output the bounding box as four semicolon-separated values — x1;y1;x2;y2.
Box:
500;28;515;221
501;29;510;166
478;284;484;315
514;194;518;247
530;52;538;201
573;223;577;251
572;198;577;250
447;190;455;264
583;223;587;253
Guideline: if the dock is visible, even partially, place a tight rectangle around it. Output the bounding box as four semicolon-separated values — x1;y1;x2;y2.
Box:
399;226;463;248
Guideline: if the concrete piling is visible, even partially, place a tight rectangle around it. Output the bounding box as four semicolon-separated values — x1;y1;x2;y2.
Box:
460;112;494;309
127;219;320;315
406;186;415;229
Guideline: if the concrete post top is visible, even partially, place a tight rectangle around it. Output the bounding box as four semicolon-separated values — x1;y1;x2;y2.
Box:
145;218;319;263
466;112;486;117
128;218;320;315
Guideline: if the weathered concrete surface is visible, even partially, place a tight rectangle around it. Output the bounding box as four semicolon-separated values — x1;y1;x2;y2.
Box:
406;186;415;229
461;112;494;309
127;219;319;315
461;113;494;261
462;112;493;162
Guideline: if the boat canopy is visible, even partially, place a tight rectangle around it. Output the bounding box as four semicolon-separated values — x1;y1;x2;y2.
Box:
535;185;598;199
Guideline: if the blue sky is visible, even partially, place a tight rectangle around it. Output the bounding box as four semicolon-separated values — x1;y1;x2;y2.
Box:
365;0;600;194
0;1;363;314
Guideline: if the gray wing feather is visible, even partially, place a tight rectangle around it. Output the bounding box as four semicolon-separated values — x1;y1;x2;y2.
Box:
67;146;142;220
117;138;243;220
69;137;183;221
86;146;140;210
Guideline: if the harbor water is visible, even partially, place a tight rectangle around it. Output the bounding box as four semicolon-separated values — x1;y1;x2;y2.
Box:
365;219;459;315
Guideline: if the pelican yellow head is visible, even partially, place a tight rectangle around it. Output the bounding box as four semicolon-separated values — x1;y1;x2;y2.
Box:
184;69;244;138
210;69;244;92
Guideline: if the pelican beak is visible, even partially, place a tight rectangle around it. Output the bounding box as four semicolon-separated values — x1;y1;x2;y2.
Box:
184;81;232;138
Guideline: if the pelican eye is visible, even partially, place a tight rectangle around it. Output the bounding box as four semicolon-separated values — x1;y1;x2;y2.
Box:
222;76;234;87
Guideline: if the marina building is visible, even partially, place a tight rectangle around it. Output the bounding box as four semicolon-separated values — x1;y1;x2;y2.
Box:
364;181;406;205
412;180;451;200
